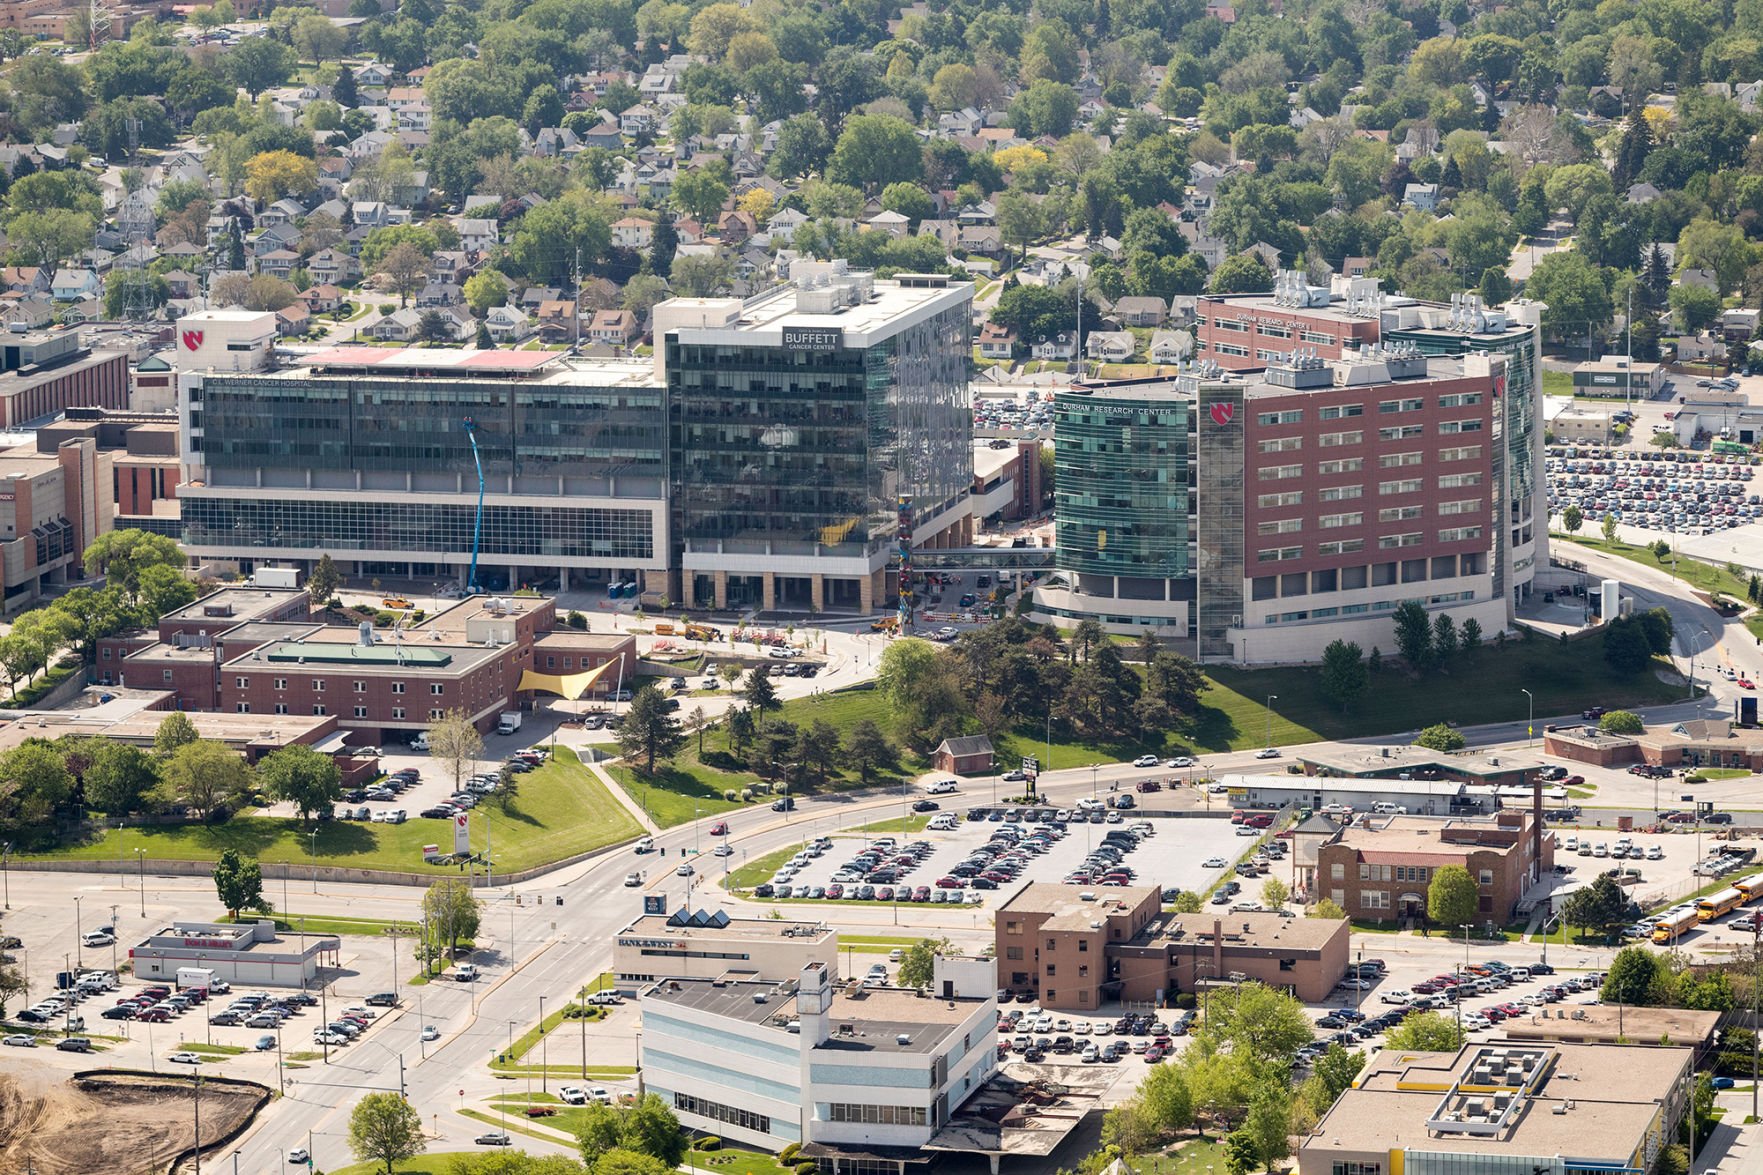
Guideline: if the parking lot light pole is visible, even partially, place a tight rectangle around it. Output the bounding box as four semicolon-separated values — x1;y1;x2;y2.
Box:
134;848;147;915
1521;689;1534;748
74;896;83;969
2;841;10;910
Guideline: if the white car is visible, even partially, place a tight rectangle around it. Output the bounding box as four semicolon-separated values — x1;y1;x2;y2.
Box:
1646;845;1663;860
1336;978;1373;991
1132;755;1159;767
1202;856;1227;868
676;863;694;877
421;1025;440;1041
288;1148;309;1165
2;1034;35;1047
1381;989;1414;1004
1255;747;1281;759
1164;756;1195;768
169;1052;202;1064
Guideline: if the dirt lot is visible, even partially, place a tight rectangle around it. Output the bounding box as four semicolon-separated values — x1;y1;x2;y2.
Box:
0;1070;267;1175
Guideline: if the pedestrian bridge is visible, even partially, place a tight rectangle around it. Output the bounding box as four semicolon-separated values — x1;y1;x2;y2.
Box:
908;547;1056;572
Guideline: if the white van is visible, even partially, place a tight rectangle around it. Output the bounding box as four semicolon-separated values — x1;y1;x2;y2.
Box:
925;779;959;795
1370;801;1407;815
927;813;958;831
411;732;431;752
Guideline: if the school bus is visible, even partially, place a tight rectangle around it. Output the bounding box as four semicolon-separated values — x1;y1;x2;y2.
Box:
1734;875;1763;904
1697;887;1748;923
1653;908;1701;943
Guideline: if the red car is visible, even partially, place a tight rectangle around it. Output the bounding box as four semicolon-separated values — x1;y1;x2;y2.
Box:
709;822;729;836
1144;1045;1165;1063
1740;679;1756;691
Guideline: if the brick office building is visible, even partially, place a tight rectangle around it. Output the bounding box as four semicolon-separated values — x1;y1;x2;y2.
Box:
1315;811;1555;924
101;586;635;740
1036;346;1515;662
996;885;1351;1009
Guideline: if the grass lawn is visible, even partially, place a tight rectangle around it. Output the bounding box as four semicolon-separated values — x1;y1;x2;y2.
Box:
853;814;936;835
1540;370;1573;395
684;1146;794;1175
459;1107;571;1144
21;747;640;872
491;1002;606;1070
220;912;418;938
1133;1137;1229;1174
175;1042;247;1056
610;689;917;826
726;845;799;891
1557;533;1753;601
1693;768;1753;781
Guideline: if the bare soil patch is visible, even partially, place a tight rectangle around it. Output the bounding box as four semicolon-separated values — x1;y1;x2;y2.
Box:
0;1071;267;1175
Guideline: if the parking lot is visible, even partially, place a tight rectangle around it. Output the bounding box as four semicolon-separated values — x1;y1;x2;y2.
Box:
1546;443;1761;535
738;807;1257;909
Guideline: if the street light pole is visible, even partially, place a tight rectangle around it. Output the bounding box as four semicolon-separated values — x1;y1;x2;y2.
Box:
539;994;548;1095
135;848;146;916
1265;695;1278;751
1520;688;1534;748
74;896;83;970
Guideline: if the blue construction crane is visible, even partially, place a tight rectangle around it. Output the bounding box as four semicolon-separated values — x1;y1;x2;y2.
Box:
462;417;485;594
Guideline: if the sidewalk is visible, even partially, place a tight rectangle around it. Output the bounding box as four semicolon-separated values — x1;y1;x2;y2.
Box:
586;757;659;835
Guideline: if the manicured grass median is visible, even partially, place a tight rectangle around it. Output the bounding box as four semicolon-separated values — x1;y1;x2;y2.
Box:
22;747;639;872
1557;533;1753;600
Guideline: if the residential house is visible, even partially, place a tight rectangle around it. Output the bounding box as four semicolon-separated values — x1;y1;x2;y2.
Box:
1032;333;1077;361
978;322;1017;360
672;218;703;245
1148;330;1193;364
117;190;156;238
766;207;807;244
588;308;635;348
536;299;578;343
1113;296;1167;327
353;62;394;89
577;121;625;151
251;225;301;257
1402;183;1440;211
959;225;1005;255
864;210;911;238
1626;182;1662;204
258;198;308;228
1722;308;1761;342
275;303;312;335
1340;256;1373;279
430;248;479;282
352;202;391;229
299;284;345;314
521;286;562;311
0;297;52;330
162;270;201;300
619;104;659;135
533;127;580;158
256;249;300;279
50;269;99;302
1;267;50;297
308;249;361;285
717;210;757;244
485;303;534;343
373;308;424;341
611;217;655;249
1678;268;1720;292
1085;331;1136;362
415;280;463;308
391;170;430;207
1676;334;1727;364
455;218;498;253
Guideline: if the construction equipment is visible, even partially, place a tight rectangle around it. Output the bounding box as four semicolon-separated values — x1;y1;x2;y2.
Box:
871;616;899;633
462;417;484;594
683;623;723;641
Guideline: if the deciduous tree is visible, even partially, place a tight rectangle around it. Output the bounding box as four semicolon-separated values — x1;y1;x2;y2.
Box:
1426;864;1479;929
212;847;265;919
257;743;342;822
348;1092;426;1175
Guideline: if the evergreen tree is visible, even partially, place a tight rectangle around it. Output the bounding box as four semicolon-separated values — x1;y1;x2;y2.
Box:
1612;109;1651;190
226;220;245;271
1642;244;1671;309
650;216;677;278
333;64;358;108
474;320;493;348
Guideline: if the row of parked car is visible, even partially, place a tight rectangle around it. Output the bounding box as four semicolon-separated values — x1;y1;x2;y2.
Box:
1546;444;1760;533
999;1007;1196;1064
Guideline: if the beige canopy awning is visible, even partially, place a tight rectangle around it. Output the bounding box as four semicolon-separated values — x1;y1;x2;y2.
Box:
516;657;618;701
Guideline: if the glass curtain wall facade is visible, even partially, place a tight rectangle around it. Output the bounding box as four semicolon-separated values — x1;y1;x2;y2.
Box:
1052;391;1191;591
1194;380;1246;659
198;374;666;495
668;304;969;560
188;373;667;565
